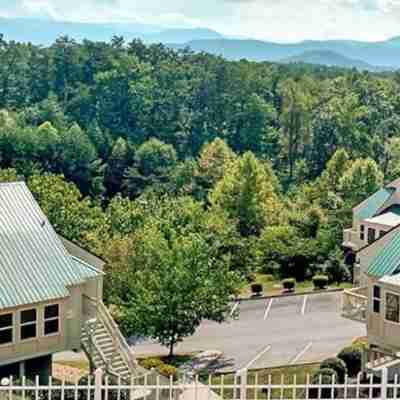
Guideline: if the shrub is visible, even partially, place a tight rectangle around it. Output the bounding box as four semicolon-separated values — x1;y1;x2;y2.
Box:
140;357;164;370
247;273;257;283
251;283;263;296
282;278;296;291
310;369;338;399
338;346;362;377
313;275;329;290
158;364;178;379
320;357;348;382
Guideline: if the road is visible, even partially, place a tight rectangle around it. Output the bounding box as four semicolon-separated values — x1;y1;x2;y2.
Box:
132;292;366;372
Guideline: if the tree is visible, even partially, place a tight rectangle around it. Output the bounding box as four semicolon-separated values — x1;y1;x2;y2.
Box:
210;152;280;236
339;158;384;207
116;224;239;357
124;139;177;197
196;138;236;192
321;149;350;193
278;78;312;182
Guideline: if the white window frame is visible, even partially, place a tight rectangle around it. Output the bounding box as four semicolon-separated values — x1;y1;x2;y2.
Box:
384;290;400;324
19;307;37;342
0;312;14;347
43;303;60;337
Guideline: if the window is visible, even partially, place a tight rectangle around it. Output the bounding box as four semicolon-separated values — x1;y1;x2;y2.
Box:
20;309;37;340
380;231;386;238
360;225;365;240
386;293;400;323
373;286;381;313
44;304;59;336
368;228;376;244
0;313;13;345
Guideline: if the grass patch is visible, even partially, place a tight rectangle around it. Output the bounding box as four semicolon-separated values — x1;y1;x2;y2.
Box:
211;363;320;400
240;274;352;298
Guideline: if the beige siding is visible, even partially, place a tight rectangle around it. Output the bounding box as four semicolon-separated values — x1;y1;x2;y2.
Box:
368;278;400;353
0;276;102;367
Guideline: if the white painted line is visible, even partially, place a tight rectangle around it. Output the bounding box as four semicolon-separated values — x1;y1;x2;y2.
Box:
301;295;308;315
243;345;272;371
230;302;239;317
290;342;313;365
264;299;274;320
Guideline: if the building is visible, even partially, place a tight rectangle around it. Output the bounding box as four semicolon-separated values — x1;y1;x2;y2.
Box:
0;182;142;382
342;179;400;375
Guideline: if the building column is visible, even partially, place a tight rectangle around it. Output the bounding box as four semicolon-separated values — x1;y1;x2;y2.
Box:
19;361;25;379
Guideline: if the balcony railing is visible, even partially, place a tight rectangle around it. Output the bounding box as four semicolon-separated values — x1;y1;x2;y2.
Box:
342;228;358;249
341;286;368;323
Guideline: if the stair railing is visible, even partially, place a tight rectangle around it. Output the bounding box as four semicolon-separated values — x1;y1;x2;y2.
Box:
83;295;139;377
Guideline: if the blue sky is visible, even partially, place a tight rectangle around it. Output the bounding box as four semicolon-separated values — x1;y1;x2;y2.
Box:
1;0;400;42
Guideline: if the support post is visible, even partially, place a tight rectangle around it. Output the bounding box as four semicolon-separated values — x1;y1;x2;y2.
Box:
94;368;103;400
381;367;388;400
236;369;247;400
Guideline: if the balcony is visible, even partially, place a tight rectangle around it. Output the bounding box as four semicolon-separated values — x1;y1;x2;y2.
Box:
341;286;368;323
342;228;358;250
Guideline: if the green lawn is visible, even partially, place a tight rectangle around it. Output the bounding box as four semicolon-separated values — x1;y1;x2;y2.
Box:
240;274;352;298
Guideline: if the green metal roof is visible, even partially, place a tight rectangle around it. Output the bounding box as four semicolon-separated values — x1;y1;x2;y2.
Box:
355;188;394;220
0;182;102;311
368;230;400;277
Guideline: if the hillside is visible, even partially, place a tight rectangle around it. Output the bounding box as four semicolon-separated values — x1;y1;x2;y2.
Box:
280;50;380;71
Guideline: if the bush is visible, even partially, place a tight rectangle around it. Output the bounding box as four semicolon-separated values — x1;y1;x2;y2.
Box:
158;364;178;379
320;357;348;382
313;275;329;290
338;346;362;377
140;357;164;370
310;369;338;399
251;283;263;296
246;273;257;283
282;278;296;291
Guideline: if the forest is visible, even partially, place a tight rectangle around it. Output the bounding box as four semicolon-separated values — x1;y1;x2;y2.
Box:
1;33;399;353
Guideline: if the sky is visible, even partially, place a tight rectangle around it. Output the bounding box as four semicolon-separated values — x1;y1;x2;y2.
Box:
1;0;400;42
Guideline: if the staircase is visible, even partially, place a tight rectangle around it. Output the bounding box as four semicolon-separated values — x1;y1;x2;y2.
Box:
81;297;146;382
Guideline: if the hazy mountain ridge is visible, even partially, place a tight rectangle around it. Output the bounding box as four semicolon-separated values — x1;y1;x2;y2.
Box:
0;17;399;69
280;50;386;71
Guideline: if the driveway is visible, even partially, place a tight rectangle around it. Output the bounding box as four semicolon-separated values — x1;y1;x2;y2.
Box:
132;292;366;372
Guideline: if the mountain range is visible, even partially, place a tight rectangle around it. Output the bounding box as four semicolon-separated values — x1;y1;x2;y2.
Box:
1;17;400;70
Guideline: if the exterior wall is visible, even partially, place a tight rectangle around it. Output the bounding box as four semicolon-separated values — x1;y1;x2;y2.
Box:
368;278;400;354
0;276;102;367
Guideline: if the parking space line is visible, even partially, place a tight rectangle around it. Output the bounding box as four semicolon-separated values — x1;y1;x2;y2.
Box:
243;345;272;370
230;301;239;317
290;342;313;365
301;295;308;315
264;299;274;320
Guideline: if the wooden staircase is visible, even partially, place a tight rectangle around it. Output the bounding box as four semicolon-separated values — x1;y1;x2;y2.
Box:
81;297;146;381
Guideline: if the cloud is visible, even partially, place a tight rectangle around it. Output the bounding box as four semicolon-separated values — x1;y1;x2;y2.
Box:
1;0;400;41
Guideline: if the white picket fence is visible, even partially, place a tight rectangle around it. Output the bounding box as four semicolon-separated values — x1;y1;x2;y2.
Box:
1;368;399;400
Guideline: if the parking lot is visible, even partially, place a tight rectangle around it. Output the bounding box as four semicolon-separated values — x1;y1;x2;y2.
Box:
133;292;366;372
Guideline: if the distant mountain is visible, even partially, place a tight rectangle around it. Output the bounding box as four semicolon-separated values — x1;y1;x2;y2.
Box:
0;17;225;46
143;28;223;44
280;50;380;71
172;38;400;69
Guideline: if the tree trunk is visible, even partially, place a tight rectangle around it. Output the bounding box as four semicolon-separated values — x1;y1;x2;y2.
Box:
169;341;175;358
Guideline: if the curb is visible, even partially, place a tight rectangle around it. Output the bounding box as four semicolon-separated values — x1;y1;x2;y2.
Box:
235;287;345;302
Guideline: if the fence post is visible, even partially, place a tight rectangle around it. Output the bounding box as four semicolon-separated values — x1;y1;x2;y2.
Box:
381;367;388;400
95;368;103;400
237;369;247;400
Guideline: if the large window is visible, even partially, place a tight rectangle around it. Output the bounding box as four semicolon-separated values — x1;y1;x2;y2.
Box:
386;293;400;323
0;313;13;345
20;309;37;340
373;286;381;313
44;304;59;336
368;228;376;244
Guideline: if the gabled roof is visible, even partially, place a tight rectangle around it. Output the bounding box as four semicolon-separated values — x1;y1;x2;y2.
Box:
355;188;395;220
0;182;102;311
368;230;400;277
364;208;400;227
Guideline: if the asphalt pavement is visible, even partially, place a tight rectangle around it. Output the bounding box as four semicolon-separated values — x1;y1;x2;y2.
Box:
132;292;366;372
